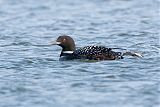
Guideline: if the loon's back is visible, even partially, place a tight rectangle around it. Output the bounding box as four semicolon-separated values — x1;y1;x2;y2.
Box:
72;46;123;60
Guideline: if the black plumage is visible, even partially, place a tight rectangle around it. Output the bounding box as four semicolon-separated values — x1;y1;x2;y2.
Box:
73;46;123;60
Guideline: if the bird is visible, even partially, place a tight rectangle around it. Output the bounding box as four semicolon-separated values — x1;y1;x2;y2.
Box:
50;35;142;60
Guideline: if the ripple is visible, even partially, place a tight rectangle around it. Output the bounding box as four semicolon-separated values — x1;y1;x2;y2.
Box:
0;0;159;107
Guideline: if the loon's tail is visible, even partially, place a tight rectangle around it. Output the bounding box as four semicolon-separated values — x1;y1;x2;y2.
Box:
122;51;143;57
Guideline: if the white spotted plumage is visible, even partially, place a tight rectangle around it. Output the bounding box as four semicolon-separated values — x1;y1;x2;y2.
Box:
71;45;123;60
74;46;110;55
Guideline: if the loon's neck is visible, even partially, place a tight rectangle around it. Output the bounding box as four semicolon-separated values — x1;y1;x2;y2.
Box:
60;51;74;57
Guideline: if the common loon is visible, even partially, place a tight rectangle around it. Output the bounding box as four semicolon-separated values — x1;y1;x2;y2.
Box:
50;35;142;60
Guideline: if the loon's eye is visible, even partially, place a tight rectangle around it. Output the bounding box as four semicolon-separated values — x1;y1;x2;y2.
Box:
63;38;66;42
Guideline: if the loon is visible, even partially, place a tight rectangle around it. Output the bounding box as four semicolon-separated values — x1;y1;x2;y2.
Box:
50;35;142;60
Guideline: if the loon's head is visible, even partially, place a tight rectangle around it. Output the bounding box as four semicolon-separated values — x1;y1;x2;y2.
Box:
50;35;76;52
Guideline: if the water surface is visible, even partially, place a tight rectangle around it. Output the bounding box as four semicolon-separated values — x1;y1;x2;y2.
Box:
0;0;160;107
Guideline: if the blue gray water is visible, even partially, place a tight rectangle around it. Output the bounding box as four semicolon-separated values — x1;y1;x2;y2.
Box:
0;0;160;107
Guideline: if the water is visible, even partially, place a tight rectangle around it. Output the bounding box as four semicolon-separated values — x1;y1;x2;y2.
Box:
0;0;160;107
